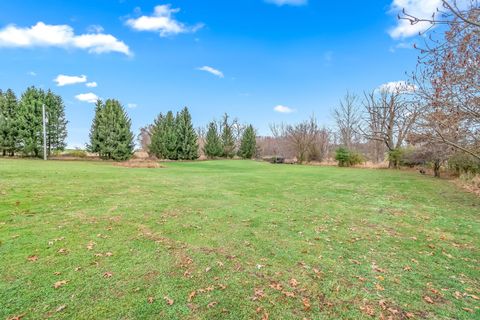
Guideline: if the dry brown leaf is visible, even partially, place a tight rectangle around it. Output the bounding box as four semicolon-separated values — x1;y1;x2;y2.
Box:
302;297;311;311
53;272;61;276
57;248;69;254
405;312;415;319
289;278;299;287
53;280;68;289
7;313;26;320
360;305;375;316
269;282;283;291
261;312;269;320
105;252;113;257
462;308;473;313
103;272;113;278
403;265;412;271
27;255;38;262
207;301;218;308
283;291;295;298
147;296;154;304
423;296;434;304
188;291;196;302
253;288;265;300
164;296;174;305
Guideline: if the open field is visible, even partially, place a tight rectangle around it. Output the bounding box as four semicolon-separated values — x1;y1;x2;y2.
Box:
0;159;479;319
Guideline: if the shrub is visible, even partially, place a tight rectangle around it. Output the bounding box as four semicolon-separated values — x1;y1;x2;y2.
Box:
448;152;480;175
335;147;364;167
388;148;404;168
68;149;87;158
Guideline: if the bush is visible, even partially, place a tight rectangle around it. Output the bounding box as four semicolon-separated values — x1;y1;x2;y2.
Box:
388;148;404;168
448;152;480;175
335;147;364;167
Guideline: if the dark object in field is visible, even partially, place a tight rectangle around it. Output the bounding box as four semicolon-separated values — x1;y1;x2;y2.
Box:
262;156;285;164
419;169;426;175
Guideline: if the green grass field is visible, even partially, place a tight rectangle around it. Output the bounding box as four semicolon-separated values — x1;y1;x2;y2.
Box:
0;159;479;319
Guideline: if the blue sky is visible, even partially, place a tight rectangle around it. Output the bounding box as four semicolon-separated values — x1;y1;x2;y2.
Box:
0;0;438;147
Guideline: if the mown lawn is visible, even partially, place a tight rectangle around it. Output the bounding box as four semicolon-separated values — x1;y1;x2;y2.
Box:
0;159;479;319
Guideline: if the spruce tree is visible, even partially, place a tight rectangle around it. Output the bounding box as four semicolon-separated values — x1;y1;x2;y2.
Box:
44;90;67;155
88;99;104;154
88;99;134;160
238;124;256;159
203;121;222;158
163;111;178;160
18;86;44;157
149;113;166;159
221;113;235;158
176;107;198;160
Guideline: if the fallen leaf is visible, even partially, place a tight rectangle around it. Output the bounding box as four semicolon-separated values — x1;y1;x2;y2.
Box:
105;252;113;257
253;288;265;300
403;265;412;271
283;291;295;298
269;282;283;291
405;312;415;318
7;314;25;320
147;296;154;304
103;272;113;278
462;308;473;313
57;248;69;254
207;301;217;308
188;291;196;302
53;280;68;289
27;255;38;262
164;296;174;306
261;312;269;320
302;297;311;311
53;272;61;276
375;283;385;291
205;267;211;273
423;296;434;304
289;278;299;287
360;305;375;316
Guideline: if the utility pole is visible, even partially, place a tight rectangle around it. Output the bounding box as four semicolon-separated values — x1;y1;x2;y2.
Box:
42;104;47;160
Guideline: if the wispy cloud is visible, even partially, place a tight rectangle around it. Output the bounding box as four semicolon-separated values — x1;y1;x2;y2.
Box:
0;22;131;55
28;71;37;76
86;81;97;88
274;105;296;113
265;0;308;6
75;92;99;103
126;4;203;37
197;66;224;78
127;103;138;109
54;74;87;86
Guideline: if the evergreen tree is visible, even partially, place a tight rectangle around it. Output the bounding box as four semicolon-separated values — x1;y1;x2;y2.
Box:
163;111;178;160
221;113;235;158
88;99;134;160
44;90;68;155
88;99;104;154
203;121;222;158
238;124;256;159
18;86;44;157
176;107;198;160
149;112;166;158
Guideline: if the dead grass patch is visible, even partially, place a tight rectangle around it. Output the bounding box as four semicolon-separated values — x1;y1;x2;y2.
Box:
113;160;163;168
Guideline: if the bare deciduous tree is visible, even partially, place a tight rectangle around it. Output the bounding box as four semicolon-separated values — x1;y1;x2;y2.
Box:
333;91;361;150
361;87;420;168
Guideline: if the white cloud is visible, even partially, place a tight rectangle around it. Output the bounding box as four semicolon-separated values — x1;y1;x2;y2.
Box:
127;103;138;109
126;4;203;37
28;71;37;76
274;105;295;113
378;81;416;93
388;0;442;38
86;81;97;88
265;0;307;6
54;74;87;86
197;66;224;78
75;92;99;104
0;22;131;55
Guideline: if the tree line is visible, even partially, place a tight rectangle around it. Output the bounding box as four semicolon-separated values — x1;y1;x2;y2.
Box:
140;110;257;160
0;87;67;157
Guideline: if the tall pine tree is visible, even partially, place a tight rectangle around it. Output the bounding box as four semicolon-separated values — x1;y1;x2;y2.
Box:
149;112;167;159
18;86;44;157
221;113;235;158
88;99;134;160
44;90;68;155
238;124;256;159
176;107;198;160
203;121;222;158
